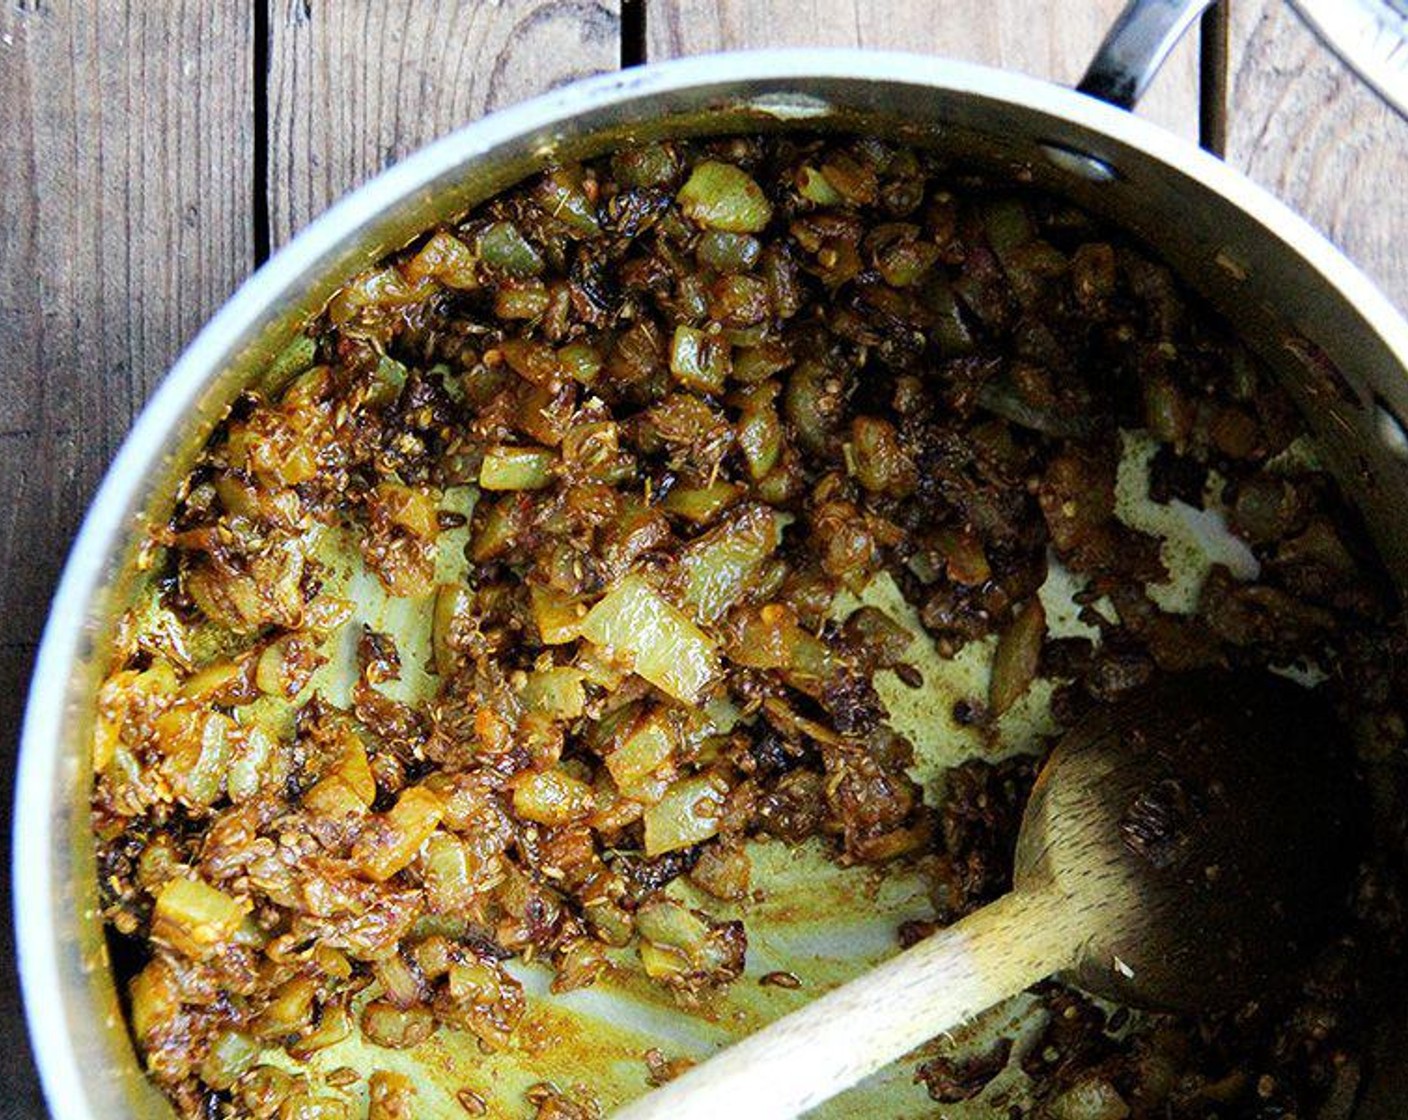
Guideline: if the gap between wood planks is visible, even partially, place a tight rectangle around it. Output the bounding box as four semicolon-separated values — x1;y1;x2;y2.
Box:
621;0;646;68
1201;2;1229;157
254;0;273;264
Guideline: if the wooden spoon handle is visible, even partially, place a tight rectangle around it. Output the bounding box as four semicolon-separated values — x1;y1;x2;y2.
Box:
611;888;1077;1120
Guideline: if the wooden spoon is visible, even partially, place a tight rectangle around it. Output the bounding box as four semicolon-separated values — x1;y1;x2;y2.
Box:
612;672;1359;1120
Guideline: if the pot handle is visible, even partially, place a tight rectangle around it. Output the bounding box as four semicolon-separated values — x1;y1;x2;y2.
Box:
1078;0;1218;109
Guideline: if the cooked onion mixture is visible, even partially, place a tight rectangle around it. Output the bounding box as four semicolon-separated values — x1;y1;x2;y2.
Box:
94;135;1408;1119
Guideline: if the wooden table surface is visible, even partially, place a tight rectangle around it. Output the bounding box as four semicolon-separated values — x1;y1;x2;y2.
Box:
1;1;1405;1113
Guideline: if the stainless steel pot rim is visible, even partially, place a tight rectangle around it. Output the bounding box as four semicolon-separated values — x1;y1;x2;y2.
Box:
16;47;1408;1119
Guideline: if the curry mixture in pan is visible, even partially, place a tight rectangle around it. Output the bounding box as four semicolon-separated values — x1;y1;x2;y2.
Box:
92;135;1408;1119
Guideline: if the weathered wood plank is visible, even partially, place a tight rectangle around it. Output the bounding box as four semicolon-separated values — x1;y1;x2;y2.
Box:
646;0;1202;142
266;0;622;247
0;0;255;1106
0;0;255;680
1227;0;1408;310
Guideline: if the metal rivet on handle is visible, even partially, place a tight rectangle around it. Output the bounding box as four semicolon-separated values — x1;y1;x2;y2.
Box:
1373;396;1408;459
1040;142;1120;183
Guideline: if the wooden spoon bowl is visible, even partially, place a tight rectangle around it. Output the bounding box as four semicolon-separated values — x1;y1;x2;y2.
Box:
1021;671;1359;1011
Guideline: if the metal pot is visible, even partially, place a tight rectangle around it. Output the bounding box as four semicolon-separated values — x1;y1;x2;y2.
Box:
17;1;1408;1115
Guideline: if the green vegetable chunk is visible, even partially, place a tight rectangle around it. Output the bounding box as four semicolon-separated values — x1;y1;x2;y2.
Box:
518;666;586;719
479;445;555;491
643;774;728;855
606;707;678;800
661;480;742;525
669;325;731;394
677;503;783;624
990;597;1046;716
199;1030;260;1091
477;221;544;277
677;160;773;233
580;574;721;704
152;878;250;959
512;768;596;825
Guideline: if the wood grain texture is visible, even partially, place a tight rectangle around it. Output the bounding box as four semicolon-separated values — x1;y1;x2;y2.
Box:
0;0;254;676
266;0;622;247
0;2;255;1110
1228;0;1408;310
645;0;1203;141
